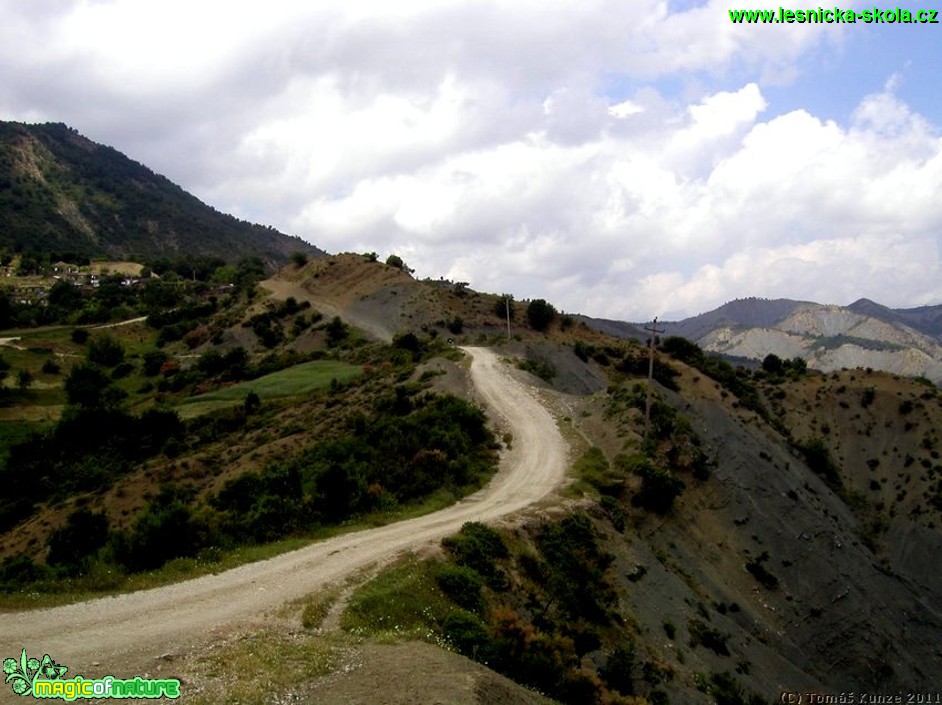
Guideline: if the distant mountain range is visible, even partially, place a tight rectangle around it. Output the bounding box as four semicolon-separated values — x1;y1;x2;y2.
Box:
592;297;942;383
0;121;324;269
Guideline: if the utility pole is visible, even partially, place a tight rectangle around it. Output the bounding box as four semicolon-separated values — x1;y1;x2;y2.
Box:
643;317;664;442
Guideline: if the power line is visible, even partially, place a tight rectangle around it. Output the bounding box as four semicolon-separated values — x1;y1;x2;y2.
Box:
643;317;665;442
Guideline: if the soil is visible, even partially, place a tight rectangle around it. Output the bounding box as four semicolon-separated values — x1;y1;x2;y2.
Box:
294;641;555;705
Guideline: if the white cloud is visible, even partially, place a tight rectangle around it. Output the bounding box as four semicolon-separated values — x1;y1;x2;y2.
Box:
1;1;940;320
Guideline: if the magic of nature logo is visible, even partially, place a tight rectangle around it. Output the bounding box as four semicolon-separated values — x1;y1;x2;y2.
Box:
4;649;180;700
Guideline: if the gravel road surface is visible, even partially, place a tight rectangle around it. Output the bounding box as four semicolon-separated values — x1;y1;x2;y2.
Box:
0;347;568;680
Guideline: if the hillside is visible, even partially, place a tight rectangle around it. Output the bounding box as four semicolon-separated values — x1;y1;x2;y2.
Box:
0;121;324;269
594;297;942;384
1;257;941;702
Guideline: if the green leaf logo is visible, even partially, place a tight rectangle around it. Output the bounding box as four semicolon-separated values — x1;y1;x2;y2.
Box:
3;649;68;697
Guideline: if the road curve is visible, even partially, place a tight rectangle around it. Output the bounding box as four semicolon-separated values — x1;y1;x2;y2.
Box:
0;347;568;676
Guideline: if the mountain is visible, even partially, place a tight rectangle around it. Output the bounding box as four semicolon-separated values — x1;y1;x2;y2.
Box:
0;121;325;269
848;297;942;339
659;297;809;341
584;297;942;383
1;256;942;700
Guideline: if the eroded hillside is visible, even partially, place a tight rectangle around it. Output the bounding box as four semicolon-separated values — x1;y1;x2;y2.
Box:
3;256;941;703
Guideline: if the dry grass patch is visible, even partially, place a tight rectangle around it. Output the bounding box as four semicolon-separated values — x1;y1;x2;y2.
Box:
182;628;336;705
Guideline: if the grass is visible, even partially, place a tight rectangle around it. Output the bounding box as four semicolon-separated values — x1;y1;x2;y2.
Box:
183;628;336;705
179;360;362;409
296;586;343;631
0;419;44;465
340;555;454;643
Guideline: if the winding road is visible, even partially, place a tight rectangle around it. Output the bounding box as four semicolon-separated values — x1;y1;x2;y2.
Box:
1;347;569;679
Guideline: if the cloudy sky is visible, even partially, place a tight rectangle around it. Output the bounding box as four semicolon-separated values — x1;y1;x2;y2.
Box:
2;0;940;320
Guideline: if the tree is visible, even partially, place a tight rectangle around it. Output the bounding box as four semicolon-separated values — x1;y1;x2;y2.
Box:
48;280;83;310
244;390;261;414
385;254;405;270
87;334;125;367
142;349;168;376
64;362;126;410
16;369;32;393
761;353;784;375
494;294;515;321
526;299;557;332
788;356;808;376
236;257;265;290
47;508;110;575
325;316;348;346
290;251;309;268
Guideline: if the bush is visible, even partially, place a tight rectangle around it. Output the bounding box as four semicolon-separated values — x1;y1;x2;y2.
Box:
325;316;348;346
436;563;484;613
526;299;557;332
536;514;616;623
494;294;515;321
442;609;491;658
87;334;125;367
703;671;767;705
796;437;842;491
442;522;508;579
745;551;779;590
574;447;621;495
518;357;556;382
113;487;204;572
46;508;110;576
599;643;636;695
688;619;730;656
0;554;51;590
244;391;261;415
64;362;127;410
631;460;685;515
385;254;406;270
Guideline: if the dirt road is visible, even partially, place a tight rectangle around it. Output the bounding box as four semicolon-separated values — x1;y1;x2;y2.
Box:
0;347;568;678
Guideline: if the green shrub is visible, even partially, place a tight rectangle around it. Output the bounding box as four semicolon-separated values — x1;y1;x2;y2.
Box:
526;299;557;332
518;357;556;382
795;437;842;491
631;460;685;515
442;609;491;658
0;553;52;590
46;507;110;576
703;671;767;705
87;333;125;367
688;619;730;656
435;563;484;613
536;514;616;623
442;522;509;580
599;643;635;695
113;487;205;572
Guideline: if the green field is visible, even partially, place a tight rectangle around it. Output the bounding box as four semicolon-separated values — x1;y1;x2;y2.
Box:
177;359;362;417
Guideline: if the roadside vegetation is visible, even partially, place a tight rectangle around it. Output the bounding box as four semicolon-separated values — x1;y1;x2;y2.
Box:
0;266;499;604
